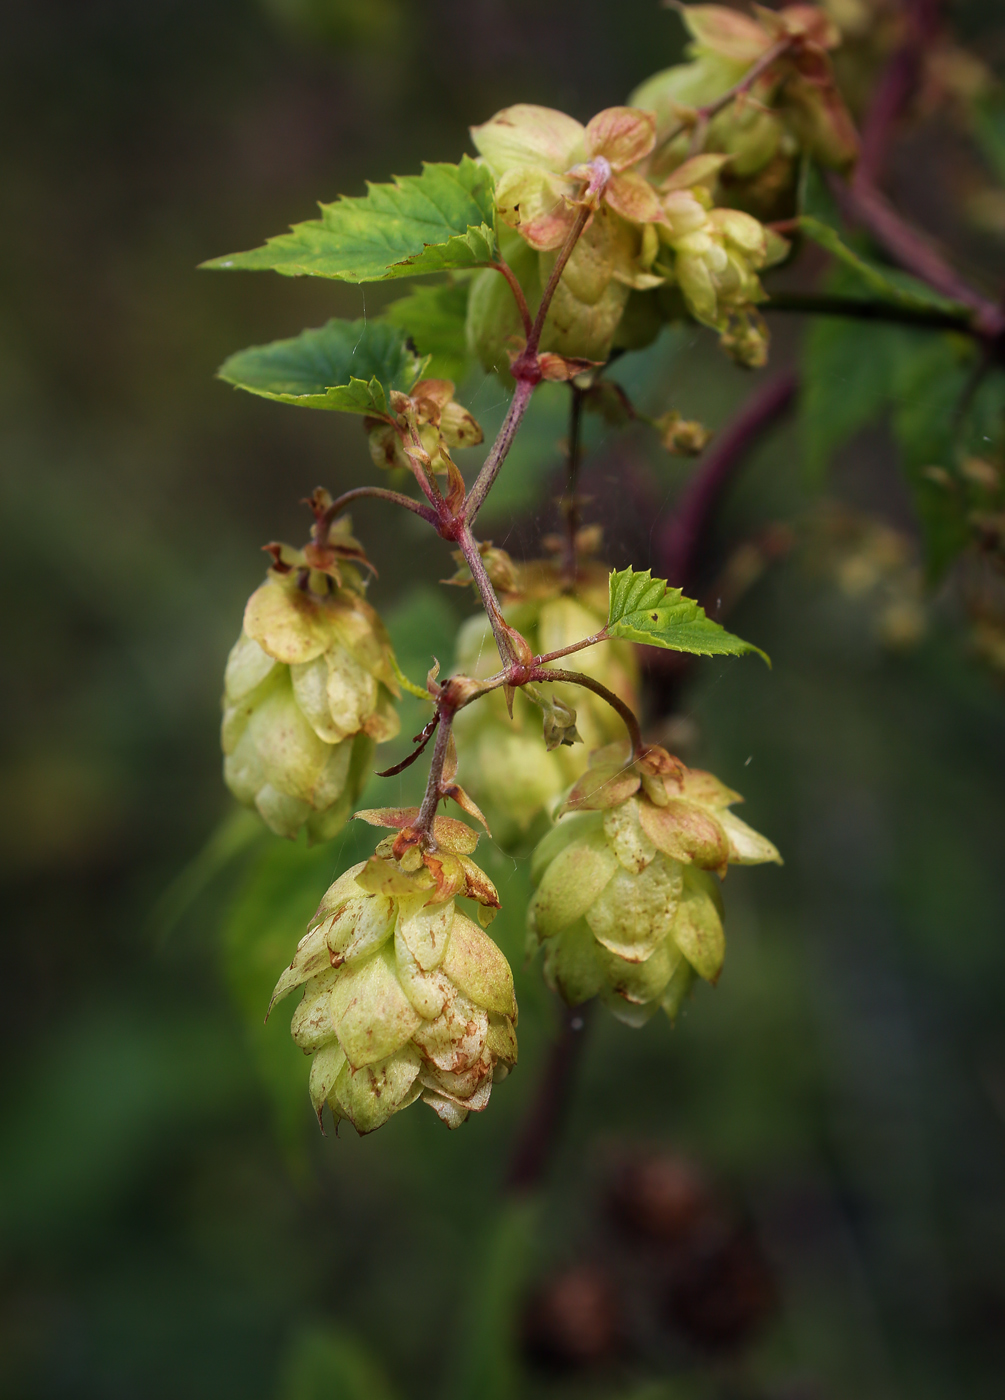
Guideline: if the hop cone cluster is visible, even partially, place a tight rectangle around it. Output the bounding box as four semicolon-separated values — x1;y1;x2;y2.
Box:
452;553;639;840
222;516;400;841
528;743;781;1024
268;812;517;1133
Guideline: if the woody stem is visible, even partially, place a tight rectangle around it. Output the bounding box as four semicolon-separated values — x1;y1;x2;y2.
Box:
413;707;455;842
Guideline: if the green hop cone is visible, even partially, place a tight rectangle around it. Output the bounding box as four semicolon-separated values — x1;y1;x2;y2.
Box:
528;741;781;1025
222;514;401;842
268;811;518;1134
654;159;788;366
451;551;639;842
467;104;665;370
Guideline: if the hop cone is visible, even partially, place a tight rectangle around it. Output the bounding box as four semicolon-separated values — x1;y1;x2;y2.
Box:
222;516;400;842
268;811;517;1134
452;555;639;840
528;743;781;1024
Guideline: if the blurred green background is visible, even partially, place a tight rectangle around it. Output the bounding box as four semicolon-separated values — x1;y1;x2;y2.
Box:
3;1;1005;1397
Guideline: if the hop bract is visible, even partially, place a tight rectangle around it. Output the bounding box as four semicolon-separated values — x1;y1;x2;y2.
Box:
451;552;639;842
268;812;518;1134
468;104;665;366
222;518;400;841
631;2;858;202
528;742;781;1025
654;155;788;366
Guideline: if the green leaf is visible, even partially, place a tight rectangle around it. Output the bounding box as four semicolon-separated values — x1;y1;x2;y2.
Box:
802;305;912;479
607;568;769;664
203;157;497;283
890;336;976;579
217;318;428;416
799;216;970;318
972;96;1005;186
277;1324;400;1400
383;279;473;383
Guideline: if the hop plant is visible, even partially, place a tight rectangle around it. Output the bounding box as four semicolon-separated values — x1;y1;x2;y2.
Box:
222;508;401;842
451;549;639;840
468;103;665;367
267;811;517;1133
632;2;858;208
528;742;781;1024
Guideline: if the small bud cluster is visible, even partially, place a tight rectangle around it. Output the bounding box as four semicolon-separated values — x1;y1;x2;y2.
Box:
222;517;400;841
366;378;483;475
269;813;517;1133
528;743;780;1025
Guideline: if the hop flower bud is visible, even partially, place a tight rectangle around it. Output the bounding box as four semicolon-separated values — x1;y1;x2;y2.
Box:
451;554;639;842
654;163;788;362
365;379;482;474
468;104;666;368
528;743;781;1025
222;518;400;842
268;812;517;1134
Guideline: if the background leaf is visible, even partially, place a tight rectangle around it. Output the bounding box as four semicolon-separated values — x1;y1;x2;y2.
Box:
217;318;427;415
383;279;473;383
203;158;497;282
276;1324;400;1400
607;568;769;663
799;216;970;317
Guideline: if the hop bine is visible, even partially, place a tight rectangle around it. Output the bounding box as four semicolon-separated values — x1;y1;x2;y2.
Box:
268;811;517;1134
528;742;781;1025
221;509;400;842
450;547;639;841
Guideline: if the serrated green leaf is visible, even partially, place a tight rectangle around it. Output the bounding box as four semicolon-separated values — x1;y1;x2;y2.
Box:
203;157;497;283
607;568;769;665
383;279;473;382
799;216;970;318
217;318;427;416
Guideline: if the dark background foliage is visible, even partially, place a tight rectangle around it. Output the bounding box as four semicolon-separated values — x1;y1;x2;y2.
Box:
2;1;1005;1397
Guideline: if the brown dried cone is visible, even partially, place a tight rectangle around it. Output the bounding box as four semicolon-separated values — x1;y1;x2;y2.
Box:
268;810;518;1134
221;515;401;842
528;742;781;1025
451;547;639;841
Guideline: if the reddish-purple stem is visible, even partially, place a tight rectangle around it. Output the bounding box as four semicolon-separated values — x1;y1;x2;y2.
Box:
659;371;798;591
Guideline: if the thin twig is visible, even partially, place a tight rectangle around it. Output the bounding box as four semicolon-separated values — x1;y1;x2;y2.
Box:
656;38;791;154
531;666;644;756
764;292;975;333
535;628;609;666
319;485;438;533
490;260;533;338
